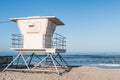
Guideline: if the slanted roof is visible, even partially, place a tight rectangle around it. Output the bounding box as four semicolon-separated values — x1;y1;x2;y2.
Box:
9;16;64;25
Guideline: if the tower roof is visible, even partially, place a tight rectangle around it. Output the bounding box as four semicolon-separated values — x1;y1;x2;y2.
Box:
10;16;64;25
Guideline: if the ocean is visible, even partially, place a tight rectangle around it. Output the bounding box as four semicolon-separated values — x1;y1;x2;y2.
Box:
1;52;120;68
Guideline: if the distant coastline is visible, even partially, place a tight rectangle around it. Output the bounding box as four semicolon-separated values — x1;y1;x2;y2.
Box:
1;52;120;56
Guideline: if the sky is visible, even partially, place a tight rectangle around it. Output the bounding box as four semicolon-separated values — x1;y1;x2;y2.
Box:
0;0;120;52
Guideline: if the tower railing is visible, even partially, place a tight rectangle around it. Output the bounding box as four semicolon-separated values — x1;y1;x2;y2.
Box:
12;33;66;50
52;33;66;49
12;34;23;48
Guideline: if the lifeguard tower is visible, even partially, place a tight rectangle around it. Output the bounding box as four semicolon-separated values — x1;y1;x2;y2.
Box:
3;16;68;74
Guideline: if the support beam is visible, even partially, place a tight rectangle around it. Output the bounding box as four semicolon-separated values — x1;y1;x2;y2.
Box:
57;53;68;67
32;54;50;69
3;53;21;72
49;53;59;74
3;52;30;72
20;53;30;69
16;54;21;68
3;52;68;75
28;53;34;66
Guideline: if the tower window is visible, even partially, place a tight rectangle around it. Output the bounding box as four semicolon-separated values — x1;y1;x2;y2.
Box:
29;25;34;27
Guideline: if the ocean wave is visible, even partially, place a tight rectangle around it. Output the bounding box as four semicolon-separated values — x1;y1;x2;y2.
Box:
97;64;120;67
89;64;120;68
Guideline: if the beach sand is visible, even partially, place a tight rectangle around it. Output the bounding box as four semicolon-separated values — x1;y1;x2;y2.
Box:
0;66;120;80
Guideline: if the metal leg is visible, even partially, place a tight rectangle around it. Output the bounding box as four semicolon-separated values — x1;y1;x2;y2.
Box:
57;53;68;66
24;53;34;64
49;53;59;75
20;53;30;70
46;54;60;66
32;54;49;69
25;53;41;64
28;53;34;66
52;55;61;66
3;53;67;74
34;55;42;61
3;53;21;72
16;55;21;68
23;55;31;63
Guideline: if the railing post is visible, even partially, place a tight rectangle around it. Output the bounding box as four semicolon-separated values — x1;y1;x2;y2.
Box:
52;33;66;50
12;34;23;48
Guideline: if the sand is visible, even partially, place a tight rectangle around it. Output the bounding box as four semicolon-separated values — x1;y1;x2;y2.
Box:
0;66;120;80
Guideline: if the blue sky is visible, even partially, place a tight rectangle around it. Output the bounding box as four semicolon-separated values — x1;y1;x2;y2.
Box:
0;0;120;52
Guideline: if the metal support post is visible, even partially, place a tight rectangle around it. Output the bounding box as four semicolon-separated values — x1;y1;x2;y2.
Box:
58;53;68;66
32;54;49;69
28;53;34;66
49;53;59;74
3;53;21;72
20;53;30;70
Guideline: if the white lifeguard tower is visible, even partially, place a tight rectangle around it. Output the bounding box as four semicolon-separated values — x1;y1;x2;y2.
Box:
3;16;68;74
